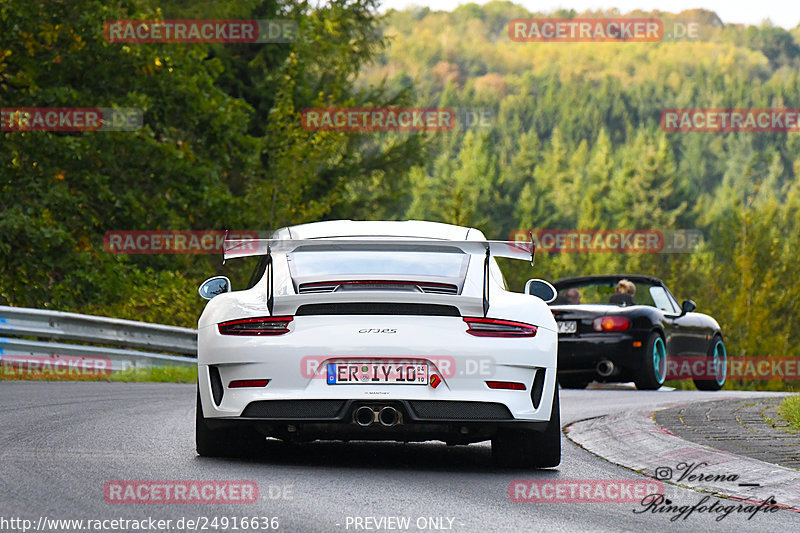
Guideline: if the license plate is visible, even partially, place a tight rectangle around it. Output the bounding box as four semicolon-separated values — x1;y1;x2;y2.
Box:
326;362;428;385
557;321;577;334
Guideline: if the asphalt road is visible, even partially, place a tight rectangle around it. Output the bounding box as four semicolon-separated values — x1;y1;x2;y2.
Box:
0;382;796;533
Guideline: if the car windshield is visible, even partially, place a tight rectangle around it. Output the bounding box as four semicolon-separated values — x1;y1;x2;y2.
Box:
552;279;674;311
287;250;468;279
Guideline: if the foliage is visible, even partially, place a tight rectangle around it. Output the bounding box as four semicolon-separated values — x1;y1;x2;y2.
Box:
363;2;800;363
778;394;800;430
4;0;800;374
0;0;424;326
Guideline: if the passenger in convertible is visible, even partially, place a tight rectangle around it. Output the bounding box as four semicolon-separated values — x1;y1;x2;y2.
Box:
609;279;635;306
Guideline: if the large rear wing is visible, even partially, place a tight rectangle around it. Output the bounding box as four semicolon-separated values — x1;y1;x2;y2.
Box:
222;237;535;263
221;235;536;317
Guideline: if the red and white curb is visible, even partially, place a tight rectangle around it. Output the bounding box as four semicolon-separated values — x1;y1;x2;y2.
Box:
564;404;800;510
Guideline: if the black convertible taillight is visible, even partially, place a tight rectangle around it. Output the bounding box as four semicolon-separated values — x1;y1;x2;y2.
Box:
218;316;293;335
592;316;630;332
463;317;537;337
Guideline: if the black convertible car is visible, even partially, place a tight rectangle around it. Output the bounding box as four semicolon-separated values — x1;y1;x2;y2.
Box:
549;275;726;391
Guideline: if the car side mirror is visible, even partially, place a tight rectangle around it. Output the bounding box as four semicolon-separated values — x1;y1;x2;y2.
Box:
681;299;696;315
525;279;557;303
199;276;231;300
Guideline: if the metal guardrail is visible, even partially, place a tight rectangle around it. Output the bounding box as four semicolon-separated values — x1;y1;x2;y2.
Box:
0;306;197;372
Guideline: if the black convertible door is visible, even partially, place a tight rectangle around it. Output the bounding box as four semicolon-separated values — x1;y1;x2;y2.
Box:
657;285;708;356
671;312;711;356
647;284;694;356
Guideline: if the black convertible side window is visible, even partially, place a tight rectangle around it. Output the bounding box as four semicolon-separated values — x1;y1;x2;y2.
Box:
649;286;678;313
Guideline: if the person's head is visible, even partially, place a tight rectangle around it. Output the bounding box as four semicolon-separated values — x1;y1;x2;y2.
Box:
615;279;635;295
565;288;581;304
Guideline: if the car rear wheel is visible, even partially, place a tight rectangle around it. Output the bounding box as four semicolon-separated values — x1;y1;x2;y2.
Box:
634;332;667;390
558;375;590;389
693;336;726;391
492;390;561;468
196;390;264;457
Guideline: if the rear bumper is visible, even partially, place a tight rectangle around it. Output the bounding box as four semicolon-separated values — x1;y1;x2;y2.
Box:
197;315;559;424
203;398;550;444
556;330;650;375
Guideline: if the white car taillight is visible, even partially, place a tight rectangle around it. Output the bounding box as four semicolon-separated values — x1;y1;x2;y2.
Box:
463;317;537;337
217;316;293;336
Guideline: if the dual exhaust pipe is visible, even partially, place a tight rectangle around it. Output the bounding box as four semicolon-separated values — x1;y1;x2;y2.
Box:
355;406;400;427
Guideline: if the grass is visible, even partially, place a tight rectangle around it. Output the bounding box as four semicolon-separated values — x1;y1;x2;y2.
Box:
663;378;800;392
108;365;197;383
0;363;197;383
777;395;800;431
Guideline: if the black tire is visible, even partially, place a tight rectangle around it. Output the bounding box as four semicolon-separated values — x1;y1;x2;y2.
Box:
634;332;667;390
693;336;726;391
492;390;561;468
196;390;263;457
558;375;590;389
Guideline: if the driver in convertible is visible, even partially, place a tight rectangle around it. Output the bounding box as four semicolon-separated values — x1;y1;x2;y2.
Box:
554;287;581;304
609;279;635;306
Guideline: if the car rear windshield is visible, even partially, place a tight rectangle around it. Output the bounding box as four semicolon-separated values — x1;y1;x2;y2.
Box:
287;250;468;279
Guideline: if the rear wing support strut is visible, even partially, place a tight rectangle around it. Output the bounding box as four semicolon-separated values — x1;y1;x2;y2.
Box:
266;244;274;315
483;246;490;317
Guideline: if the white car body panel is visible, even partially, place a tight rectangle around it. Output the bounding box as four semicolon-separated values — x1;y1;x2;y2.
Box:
197;220;557;443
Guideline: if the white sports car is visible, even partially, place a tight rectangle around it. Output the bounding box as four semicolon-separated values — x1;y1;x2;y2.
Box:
196;220;560;467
